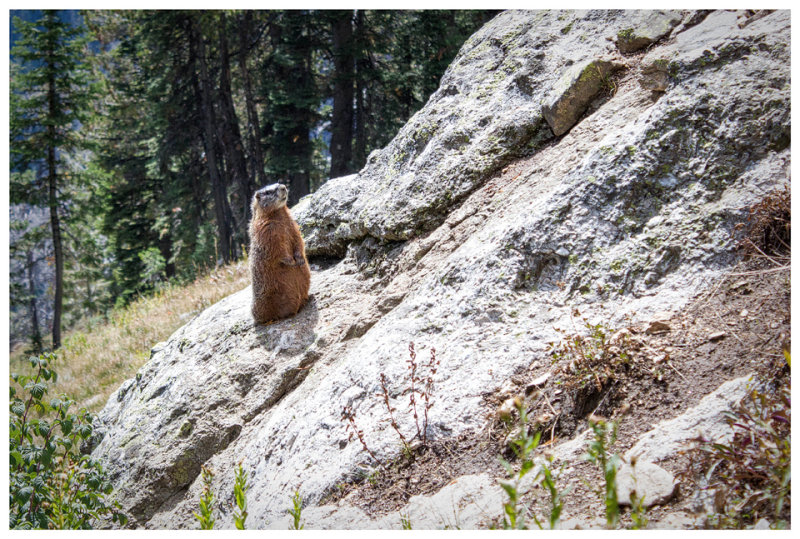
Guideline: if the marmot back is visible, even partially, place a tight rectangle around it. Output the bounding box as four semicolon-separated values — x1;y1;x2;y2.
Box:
248;183;310;323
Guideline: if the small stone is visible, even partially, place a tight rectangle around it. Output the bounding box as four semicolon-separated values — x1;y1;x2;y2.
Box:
616;460;676;507
708;331;726;342
528;372;551;388
739;309;749;317
498;398;517;421
646;320;671;334
752;518;771;530
610;328;633;345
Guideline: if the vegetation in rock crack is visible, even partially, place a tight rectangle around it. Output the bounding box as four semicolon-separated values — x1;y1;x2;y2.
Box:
194;466;216;530
551;316;627;393
400;513;412;529
583;415;621;529
232;463;249;530
288;490;305;530
9;353;127;529
550;313;654;397
496;396;568;530
678;367;791;530
342;342;440;470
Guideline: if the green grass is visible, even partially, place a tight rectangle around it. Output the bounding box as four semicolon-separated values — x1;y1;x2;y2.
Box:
10;260;250;412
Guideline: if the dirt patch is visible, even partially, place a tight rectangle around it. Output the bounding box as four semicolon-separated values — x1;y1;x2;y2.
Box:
320;429;505;517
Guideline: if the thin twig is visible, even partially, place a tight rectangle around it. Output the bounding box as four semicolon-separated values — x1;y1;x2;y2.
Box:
380;373;412;454
666;361;687;382
728;265;790;276
407;343;423;443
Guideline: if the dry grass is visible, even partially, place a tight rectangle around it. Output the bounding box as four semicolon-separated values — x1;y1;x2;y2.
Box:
10;259;250;412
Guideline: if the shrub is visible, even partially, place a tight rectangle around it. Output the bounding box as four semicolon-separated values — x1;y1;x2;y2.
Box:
9;353;126;529
679;374;791;529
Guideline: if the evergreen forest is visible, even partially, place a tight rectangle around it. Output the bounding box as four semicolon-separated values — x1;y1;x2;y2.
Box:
9;9;496;353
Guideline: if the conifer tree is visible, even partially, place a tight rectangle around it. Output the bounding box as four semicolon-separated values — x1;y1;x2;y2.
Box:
10;10;97;349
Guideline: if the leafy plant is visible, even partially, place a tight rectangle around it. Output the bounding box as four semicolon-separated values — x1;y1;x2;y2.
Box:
679;375;791;529
536;453;566;530
550;315;631;393
498;398;541;529
497;397;568;530
194;466;216;530
584;415;621;529
9;353;127;529
288;490;304;530
232;463;249;530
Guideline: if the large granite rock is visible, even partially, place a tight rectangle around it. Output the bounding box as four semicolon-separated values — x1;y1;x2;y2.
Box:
91;9;790;529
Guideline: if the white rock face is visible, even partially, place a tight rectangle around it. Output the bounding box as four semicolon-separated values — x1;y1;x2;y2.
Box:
91;9;790;529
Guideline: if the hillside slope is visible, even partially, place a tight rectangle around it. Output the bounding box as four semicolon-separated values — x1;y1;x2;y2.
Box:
90;9;790;529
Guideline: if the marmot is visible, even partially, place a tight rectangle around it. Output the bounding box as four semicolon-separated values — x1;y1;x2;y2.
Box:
249;183;310;323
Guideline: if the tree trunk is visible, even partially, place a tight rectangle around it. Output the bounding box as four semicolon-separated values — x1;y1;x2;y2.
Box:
329;10;355;179
192;19;234;264
237;11;267;189
46;51;63;350
353;10;368;169
217;12;253;230
26;250;43;354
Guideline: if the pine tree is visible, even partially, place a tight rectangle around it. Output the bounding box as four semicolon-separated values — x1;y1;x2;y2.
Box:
10;10;98;349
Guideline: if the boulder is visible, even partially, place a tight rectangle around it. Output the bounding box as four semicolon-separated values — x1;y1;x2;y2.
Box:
90;10;790;529
616;11;684;54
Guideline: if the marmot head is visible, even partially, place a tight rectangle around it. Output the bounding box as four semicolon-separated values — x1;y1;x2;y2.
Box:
252;183;289;215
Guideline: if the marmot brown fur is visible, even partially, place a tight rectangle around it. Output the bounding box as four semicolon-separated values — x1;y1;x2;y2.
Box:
248;183;310;323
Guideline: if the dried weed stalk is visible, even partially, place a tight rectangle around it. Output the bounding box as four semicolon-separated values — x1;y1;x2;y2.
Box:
342;405;387;472
341;342;440;472
735;183;790;275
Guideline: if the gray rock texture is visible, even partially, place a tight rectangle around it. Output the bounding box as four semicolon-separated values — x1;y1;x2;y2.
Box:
615;10;683;54
91;9;790;529
616;461;676;508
